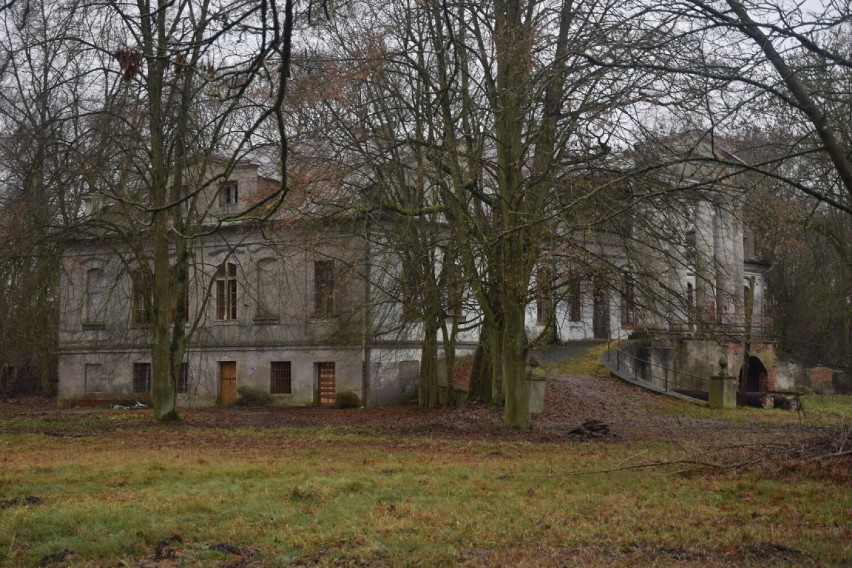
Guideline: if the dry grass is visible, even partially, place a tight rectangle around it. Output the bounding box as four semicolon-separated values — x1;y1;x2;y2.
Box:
1;399;850;567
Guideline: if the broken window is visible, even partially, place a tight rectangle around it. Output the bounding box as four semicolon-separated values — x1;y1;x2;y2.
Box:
219;180;238;206
133;362;151;393
314;260;335;316
216;261;238;320
270;361;292;394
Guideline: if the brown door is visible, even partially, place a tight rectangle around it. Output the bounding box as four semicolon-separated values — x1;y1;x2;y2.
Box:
317;362;336;407
219;361;237;405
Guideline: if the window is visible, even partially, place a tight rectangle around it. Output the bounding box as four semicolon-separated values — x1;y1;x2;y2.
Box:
535;267;552;325
84;268;105;326
133;362;151;393
687;282;695;326
270;361;292;394
621;273;635;326
132;270;151;323
255;258;279;320
568;279;582;322
216;261;238;320
314;260;335;316
177;362;189;394
219;180;238;206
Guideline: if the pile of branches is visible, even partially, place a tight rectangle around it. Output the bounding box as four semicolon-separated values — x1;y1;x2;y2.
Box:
773;423;851;477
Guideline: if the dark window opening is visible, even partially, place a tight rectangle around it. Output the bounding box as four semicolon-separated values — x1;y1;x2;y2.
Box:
133;362;151;393
271;361;292;394
314;260;335;316
219;180;238;206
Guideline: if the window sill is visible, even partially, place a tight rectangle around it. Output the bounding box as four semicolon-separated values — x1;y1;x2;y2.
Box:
253;316;280;325
82;322;106;330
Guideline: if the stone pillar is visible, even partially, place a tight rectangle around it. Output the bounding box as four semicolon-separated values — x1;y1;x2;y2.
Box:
709;356;737;409
526;356;546;415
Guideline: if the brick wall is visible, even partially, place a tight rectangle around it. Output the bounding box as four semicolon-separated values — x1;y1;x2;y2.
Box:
807;367;833;386
765;366;778;391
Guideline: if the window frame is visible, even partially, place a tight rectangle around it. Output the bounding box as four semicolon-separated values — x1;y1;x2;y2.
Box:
219;180;238;206
133;362;152;394
270;361;292;394
621;272;636;327
314;260;335;317
177;362;189;394
216;261;238;321
131;270;152;324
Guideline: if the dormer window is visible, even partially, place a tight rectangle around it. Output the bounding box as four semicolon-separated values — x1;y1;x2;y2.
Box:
219;180;238;206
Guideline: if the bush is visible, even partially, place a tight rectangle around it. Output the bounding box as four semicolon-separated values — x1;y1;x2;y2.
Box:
335;391;361;409
236;386;272;406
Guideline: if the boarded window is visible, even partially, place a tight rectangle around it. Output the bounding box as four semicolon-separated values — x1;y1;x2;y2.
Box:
216;261;238;320
314;260;335;316
270;361;292;394
133;362;151;393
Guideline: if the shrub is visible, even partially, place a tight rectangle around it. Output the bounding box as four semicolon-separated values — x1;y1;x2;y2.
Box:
335;391;361;409
236;386;272;406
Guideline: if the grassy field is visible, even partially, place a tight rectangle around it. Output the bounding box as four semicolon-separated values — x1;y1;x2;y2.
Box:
1;395;850;566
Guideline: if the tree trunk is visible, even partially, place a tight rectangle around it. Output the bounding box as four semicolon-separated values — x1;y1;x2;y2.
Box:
418;314;441;408
501;284;530;428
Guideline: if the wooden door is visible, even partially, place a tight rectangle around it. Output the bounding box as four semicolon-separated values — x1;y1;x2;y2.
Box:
219;361;237;405
317;362;336;407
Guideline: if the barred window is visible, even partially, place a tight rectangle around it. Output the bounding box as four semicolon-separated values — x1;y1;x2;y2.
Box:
270;361;292;394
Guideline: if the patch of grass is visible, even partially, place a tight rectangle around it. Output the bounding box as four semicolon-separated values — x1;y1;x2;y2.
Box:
802;394;852;420
1;413;850;566
546;342;613;377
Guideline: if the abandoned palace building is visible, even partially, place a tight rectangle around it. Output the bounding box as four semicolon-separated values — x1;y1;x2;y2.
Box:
57;145;781;408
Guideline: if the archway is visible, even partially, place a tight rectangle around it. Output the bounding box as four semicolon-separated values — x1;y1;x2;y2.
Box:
740;356;768;392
